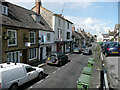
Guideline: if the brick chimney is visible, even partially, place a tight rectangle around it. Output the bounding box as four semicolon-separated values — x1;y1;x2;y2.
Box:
35;0;41;14
72;25;75;31
83;29;85;32
79;28;82;33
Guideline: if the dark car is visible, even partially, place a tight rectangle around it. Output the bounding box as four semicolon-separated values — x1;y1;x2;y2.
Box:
103;42;120;57
83;49;92;55
101;42;106;50
46;52;68;66
73;47;82;53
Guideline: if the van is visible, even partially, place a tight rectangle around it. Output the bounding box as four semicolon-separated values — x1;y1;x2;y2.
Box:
0;63;44;90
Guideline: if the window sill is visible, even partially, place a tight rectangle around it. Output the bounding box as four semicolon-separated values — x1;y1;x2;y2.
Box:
8;44;17;47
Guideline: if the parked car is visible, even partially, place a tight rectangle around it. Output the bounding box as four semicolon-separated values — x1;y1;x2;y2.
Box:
73;47;82;53
0;63;44;90
101;42;106;50
83;49;92;55
103;42;120;57
46;52;68;66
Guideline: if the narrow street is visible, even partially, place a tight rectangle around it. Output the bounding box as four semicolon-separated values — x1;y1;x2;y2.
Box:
18;44;94;89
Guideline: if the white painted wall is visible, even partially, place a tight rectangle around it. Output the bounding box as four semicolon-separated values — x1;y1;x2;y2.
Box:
97;33;103;42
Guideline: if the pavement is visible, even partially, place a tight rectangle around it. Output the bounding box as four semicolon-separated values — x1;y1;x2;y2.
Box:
104;55;120;89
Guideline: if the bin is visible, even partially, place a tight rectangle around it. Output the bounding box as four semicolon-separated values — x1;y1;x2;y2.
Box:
88;59;94;68
82;67;92;76
77;74;91;90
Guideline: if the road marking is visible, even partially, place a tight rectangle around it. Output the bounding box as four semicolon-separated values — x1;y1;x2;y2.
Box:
37;80;43;84
46;75;50;79
53;71;56;74
58;68;61;70
30;86;33;88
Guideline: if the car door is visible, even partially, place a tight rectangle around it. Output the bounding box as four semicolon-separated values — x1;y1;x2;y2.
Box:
25;66;38;81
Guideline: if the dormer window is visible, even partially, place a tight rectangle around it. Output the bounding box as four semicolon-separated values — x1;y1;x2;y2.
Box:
0;4;8;15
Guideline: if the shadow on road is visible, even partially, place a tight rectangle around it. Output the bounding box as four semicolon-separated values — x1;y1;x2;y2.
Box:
19;73;49;90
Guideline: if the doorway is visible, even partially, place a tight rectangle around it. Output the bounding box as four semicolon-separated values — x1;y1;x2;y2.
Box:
40;47;43;61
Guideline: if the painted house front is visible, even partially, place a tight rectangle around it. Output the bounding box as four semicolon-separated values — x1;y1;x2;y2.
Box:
39;30;54;61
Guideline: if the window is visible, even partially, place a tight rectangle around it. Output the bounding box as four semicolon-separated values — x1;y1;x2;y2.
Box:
58;28;62;39
67;32;70;39
25;66;36;73
67;22;69;29
58;19;61;27
8;30;17;46
46;46;52;56
47;33;50;42
30;32;35;44
0;5;2;13
7;51;20;63
29;48;37;60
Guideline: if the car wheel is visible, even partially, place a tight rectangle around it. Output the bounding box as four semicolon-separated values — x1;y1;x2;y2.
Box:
9;83;18;90
38;72;43;80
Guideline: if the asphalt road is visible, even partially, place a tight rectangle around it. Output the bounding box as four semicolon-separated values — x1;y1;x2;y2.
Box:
104;55;120;89
19;44;95;89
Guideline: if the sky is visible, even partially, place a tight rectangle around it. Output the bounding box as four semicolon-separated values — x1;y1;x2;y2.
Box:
5;0;118;35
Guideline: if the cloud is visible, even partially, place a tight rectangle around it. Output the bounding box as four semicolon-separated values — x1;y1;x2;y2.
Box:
5;0;119;3
64;16;113;35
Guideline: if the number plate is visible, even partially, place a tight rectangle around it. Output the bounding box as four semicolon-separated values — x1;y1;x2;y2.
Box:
48;58;50;60
112;52;118;53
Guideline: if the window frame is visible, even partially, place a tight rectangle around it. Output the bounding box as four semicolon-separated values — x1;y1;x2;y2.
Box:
67;32;70;39
29;32;35;44
67;22;69;29
29;48;37;61
7;29;17;47
7;51;20;63
47;33;51;42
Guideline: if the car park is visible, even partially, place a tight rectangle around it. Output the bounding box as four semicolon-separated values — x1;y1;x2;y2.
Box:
83;49;92;55
103;42;120;57
0;63;44;90
46;52;68;66
73;47;82;53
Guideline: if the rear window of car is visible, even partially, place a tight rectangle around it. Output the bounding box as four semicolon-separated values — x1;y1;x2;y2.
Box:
84;49;89;51
48;53;57;57
107;43;118;47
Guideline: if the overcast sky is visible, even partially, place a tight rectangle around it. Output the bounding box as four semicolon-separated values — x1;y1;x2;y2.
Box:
5;0;119;35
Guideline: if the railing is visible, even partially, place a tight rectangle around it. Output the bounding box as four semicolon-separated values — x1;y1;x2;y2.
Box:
100;49;109;90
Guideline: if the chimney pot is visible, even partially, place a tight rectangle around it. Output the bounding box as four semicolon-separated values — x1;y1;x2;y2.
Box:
72;25;75;31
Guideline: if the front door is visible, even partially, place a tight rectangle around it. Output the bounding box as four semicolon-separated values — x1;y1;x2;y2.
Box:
22;49;27;63
40;47;43;61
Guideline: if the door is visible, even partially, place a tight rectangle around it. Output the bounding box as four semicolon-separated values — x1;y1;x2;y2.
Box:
40;47;43;61
22;49;27;63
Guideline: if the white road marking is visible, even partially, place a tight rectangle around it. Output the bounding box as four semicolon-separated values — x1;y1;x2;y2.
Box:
53;71;56;74
46;75;50;79
58;68;61;70
37;80;43;84
30;86;33;88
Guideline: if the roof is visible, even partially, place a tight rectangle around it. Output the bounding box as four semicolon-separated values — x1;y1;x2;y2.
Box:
109;31;114;36
72;31;81;39
102;34;109;38
1;2;52;31
32;5;73;24
81;31;90;39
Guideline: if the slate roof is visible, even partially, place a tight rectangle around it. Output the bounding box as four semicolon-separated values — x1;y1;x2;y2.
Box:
1;1;52;31
81;31;90;39
109;31;114;36
72;31;81;39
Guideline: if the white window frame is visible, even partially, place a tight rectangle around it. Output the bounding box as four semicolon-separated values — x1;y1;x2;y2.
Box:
29;32;35;44
7;29;17;47
7;51;20;63
29;48;37;61
2;5;8;15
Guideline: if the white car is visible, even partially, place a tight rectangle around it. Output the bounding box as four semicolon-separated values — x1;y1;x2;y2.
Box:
0;63;44;90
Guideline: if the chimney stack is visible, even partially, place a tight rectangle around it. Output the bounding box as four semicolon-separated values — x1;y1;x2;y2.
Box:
72;25;75;31
83;29;84;32
79;28;82;33
35;0;41;14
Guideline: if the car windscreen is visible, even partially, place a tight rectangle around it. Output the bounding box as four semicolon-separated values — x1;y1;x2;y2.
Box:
84;49;89;51
107;43;118;47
